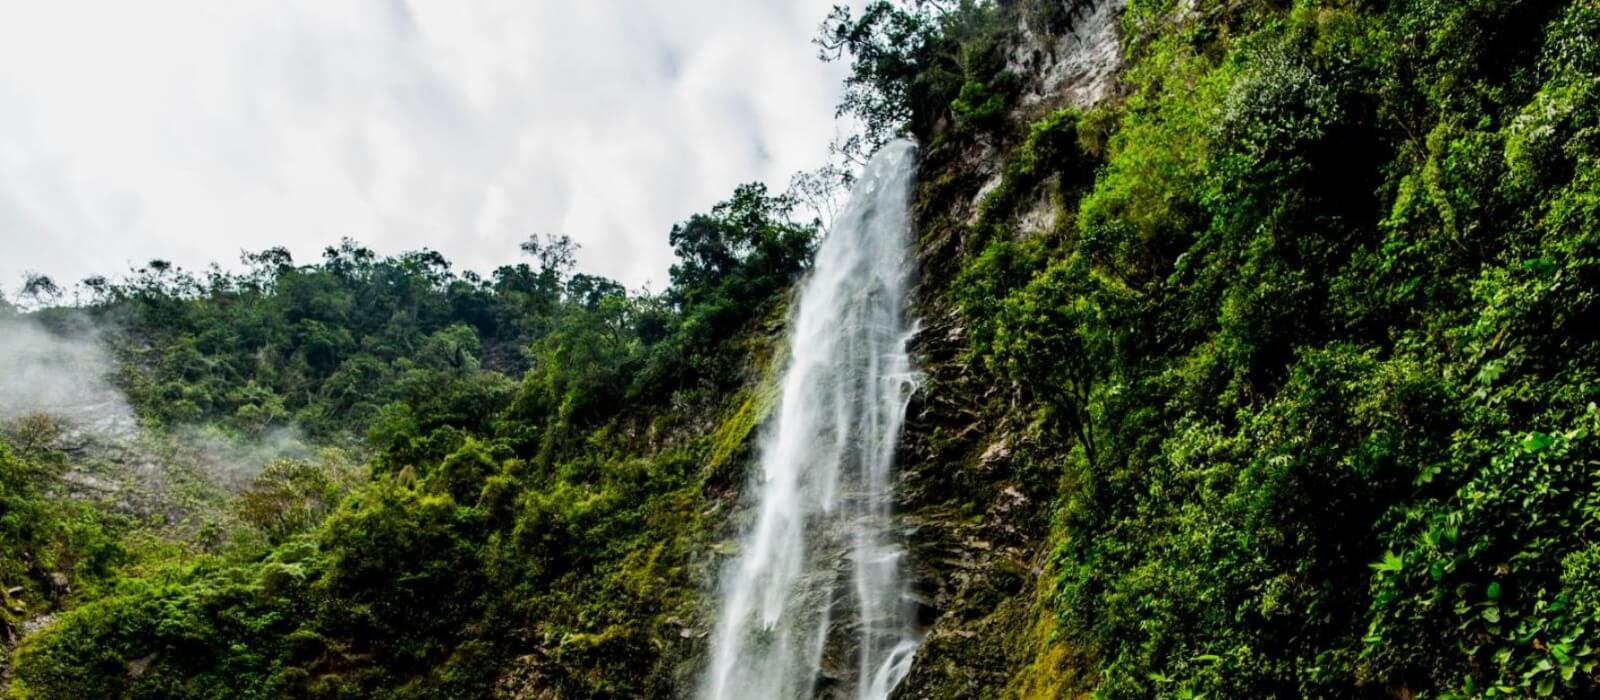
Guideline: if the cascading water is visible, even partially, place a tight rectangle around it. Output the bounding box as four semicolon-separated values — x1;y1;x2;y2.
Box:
703;140;923;700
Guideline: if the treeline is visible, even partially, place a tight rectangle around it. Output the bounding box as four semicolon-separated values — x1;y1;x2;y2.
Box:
2;183;815;697
17;182;810;448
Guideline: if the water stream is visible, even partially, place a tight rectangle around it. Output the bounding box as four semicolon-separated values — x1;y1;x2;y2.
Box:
703;140;923;700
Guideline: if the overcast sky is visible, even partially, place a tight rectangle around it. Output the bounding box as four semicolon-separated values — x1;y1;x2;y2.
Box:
0;0;855;295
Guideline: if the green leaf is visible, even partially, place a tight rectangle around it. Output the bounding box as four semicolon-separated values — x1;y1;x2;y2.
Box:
1370;551;1404;574
1522;256;1557;277
1522;431;1555;453
1487;582;1501;600
1536;676;1555;696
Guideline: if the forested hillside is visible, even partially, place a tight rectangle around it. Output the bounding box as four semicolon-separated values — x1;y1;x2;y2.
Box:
1;184;817;696
5;0;1600;698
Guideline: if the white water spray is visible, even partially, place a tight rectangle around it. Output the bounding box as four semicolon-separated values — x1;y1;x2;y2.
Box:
703;140;922;700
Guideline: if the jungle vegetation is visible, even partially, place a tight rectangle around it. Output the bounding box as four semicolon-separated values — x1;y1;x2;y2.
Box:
5;0;1600;698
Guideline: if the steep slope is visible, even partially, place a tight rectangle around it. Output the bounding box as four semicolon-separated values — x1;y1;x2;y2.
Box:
880;0;1600;697
2;193;817;698
890;2;1127;697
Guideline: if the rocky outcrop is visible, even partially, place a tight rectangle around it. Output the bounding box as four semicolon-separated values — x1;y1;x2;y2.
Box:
1008;0;1124;112
892;1;1127;696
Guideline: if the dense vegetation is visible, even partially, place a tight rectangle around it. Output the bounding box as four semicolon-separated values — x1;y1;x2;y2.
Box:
860;0;1600;697
5;0;1600;698
1;184;815;697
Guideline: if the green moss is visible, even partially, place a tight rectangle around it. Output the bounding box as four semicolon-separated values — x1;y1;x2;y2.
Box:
974;108;1091;238
703;333;784;483
704;386;775;482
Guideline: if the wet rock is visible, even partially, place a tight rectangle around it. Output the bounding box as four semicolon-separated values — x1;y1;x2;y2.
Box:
19;612;56;637
494;655;564;700
126;654;154;679
979;439;1011;466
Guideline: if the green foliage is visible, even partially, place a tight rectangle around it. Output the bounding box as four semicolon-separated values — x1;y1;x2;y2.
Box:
0;433;124;643
631;182;815;403
952;79;1008;131
10;1;1600;698
974;108;1094;237
10;565;305;700
940;0;1600;697
818;0;1016;144
6;177;812;697
235;454;359;544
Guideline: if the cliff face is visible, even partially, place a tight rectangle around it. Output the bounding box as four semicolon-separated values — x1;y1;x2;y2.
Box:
888;0;1600;697
891;3;1125;697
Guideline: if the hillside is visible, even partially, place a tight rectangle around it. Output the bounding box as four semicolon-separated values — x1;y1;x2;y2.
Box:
5;0;1600;698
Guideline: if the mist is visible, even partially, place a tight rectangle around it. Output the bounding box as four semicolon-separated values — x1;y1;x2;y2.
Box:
0;315;311;491
0;315;137;438
176;424;314;491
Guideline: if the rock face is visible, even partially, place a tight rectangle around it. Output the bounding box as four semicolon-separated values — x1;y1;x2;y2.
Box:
1008;0;1124;111
890;1;1126;697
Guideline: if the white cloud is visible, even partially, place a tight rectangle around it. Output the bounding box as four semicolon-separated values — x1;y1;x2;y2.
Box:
0;0;853;292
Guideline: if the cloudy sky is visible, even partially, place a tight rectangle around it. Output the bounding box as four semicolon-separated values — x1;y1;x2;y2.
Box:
0;0;855;294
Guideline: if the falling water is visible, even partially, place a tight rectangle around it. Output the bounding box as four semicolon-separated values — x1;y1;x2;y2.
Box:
703;140;922;700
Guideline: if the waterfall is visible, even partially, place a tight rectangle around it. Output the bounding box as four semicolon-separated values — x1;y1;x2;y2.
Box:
703;140;922;700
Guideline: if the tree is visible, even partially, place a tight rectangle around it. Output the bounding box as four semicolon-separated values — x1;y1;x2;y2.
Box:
817;2;941;145
319;239;371;280
817;1;1015;145
787;160;852;228
667;183;814;310
520;233;578;280
236;456;354;543
78;275;112;305
18;272;62;309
